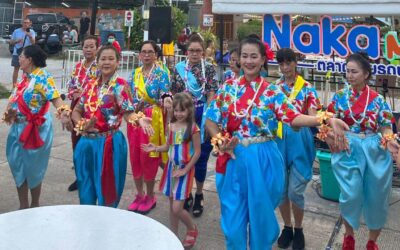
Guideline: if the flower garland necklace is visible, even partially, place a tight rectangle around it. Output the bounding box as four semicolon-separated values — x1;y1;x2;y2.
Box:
85;73;118;116
346;82;370;125
76;58;96;89
183;59;206;99
135;63;155;101
233;76;264;118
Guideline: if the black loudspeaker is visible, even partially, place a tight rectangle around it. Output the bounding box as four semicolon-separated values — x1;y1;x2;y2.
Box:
149;6;172;44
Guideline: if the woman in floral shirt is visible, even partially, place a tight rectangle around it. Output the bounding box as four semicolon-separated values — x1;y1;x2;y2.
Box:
71;45;152;208
205;37;348;250
127;40;171;214
4;45;70;209
274;48;322;250
171;34;218;217
66;35;98;192
326;52;399;250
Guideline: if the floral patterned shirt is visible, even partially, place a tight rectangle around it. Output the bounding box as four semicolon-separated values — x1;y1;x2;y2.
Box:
327;85;394;134
128;65;170;107
67;60;98;100
206;76;300;140
223;70;238;82
9;67;60;116
275;76;322;114
170;60;218;101
78;76;134;132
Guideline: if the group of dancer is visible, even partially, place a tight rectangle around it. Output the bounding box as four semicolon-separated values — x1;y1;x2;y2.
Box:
3;32;400;250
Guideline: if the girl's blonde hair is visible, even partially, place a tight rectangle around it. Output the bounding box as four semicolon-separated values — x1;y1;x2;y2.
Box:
170;92;195;142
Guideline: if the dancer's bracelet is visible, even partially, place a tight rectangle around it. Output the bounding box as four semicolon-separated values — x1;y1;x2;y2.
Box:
128;111;145;126
380;133;398;149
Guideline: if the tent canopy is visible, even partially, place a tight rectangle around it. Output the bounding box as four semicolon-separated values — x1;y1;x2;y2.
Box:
212;0;400;15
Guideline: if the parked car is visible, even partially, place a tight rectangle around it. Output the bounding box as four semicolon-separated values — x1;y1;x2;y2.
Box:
5;13;72;54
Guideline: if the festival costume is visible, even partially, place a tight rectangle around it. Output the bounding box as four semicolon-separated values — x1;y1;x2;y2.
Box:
67;60;97;149
327;85;395;230
223;70;238;82
206;76;300;249
74;75;134;207
6;68;60;189
159;124;200;200
127;65;170;181
172;60;218;183
275;75;321;209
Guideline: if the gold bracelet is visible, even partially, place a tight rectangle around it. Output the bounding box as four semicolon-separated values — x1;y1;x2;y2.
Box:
316;124;331;142
73;118;87;135
211;132;231;154
380;133;398;149
316;111;334;126
128;111;146;125
55;104;72;119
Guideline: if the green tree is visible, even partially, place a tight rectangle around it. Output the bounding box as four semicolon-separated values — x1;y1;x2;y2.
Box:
171;6;187;41
237;19;262;41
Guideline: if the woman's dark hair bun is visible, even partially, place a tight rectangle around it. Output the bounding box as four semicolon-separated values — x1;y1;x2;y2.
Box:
356;50;370;62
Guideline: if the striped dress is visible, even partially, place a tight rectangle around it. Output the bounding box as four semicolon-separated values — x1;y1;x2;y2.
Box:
159;124;200;200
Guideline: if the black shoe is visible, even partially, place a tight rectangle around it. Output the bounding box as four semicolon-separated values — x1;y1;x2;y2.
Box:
68;180;78;192
277;225;293;249
192;193;204;217
292;228;305;250
183;193;193;211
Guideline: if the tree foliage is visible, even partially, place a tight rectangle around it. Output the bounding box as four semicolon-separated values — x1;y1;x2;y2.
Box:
237;19;262;41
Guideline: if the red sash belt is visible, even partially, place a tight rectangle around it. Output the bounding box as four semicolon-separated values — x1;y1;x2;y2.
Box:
101;134;117;206
216;77;268;174
17;94;50;149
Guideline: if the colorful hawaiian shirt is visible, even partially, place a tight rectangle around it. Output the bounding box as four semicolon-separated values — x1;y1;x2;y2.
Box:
170;60;218;100
275;76;322;114
206;76;300;140
223;70;238;82
67;60;98;100
327;85;394;134
128;66;170;107
78;76;134;132
9;67;60;116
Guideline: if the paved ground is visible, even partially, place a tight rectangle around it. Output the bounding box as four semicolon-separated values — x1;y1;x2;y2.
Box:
1;43;400;249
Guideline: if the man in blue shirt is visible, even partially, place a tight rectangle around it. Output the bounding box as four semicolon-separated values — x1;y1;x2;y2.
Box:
9;17;36;86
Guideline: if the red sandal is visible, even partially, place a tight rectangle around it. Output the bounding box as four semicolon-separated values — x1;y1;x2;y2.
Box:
183;224;198;249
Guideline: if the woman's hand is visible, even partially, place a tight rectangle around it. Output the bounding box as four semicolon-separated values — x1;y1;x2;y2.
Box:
61;113;73;132
163;97;173;113
2;108;17;125
74;117;98;135
327;118;349;149
325;131;349;153
138;117;154;136
141;143;156;152
219;136;239;159
387;139;399;159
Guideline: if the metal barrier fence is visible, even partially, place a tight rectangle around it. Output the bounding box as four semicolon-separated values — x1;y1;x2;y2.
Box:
61;49;399;110
61;50;140;92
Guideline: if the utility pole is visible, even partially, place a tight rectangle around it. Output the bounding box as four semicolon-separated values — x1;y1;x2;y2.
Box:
90;0;98;35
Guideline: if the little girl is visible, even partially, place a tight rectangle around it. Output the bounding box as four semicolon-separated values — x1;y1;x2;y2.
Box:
142;92;200;248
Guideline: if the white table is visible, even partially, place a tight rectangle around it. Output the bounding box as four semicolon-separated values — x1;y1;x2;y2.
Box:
0;205;183;250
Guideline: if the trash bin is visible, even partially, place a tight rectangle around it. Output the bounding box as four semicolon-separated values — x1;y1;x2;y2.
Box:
317;150;341;201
